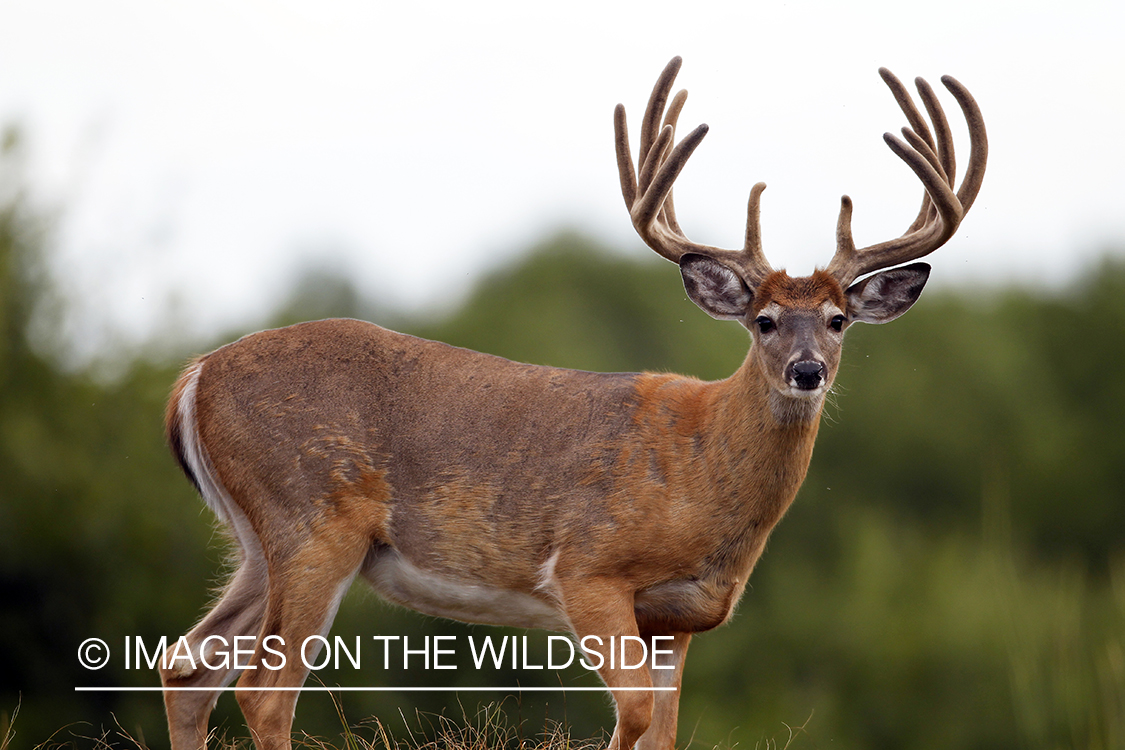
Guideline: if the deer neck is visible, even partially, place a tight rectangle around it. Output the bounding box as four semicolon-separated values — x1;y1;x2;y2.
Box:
699;347;824;538
711;345;825;436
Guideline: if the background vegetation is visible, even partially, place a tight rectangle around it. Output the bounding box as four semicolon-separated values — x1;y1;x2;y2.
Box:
1;131;1123;749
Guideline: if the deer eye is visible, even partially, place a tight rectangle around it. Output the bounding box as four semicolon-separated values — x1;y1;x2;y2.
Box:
755;316;775;334
830;315;846;332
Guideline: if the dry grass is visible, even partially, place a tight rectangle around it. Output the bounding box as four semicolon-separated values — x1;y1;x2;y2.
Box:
1;703;17;750
17;700;608;750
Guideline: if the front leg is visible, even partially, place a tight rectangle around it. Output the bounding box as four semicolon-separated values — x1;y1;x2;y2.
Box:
636;632;690;750
558;577;654;750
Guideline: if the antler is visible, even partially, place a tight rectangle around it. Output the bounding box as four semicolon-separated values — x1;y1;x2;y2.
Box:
614;57;775;286
825;68;988;288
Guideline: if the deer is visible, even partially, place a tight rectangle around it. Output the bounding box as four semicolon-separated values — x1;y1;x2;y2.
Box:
159;57;986;750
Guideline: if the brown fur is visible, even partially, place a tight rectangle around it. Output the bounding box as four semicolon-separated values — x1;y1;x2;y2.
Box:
753;270;847;314
160;312;837;750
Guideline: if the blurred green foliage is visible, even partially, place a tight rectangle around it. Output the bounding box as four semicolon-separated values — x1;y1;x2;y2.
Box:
0;131;1123;749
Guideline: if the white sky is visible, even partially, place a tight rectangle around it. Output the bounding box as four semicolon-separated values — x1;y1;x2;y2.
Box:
1;0;1123;356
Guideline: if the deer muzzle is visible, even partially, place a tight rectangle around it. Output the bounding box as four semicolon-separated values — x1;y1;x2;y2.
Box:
787;359;827;391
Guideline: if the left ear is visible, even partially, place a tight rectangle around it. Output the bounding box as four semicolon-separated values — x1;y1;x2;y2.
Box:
845;262;930;324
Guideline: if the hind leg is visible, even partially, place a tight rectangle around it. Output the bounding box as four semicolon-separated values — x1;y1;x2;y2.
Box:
161;553;269;750
234;532;370;750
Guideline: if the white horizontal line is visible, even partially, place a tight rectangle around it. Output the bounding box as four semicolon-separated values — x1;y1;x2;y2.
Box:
76;686;676;693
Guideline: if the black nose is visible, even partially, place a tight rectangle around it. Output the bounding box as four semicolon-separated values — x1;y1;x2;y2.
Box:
790;360;826;390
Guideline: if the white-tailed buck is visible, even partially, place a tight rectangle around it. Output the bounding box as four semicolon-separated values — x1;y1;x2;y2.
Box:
161;57;986;750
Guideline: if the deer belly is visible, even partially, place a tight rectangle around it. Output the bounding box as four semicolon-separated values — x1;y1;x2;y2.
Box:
360;547;570;632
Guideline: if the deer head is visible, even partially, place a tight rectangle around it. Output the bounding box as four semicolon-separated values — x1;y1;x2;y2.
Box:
614;57;987;415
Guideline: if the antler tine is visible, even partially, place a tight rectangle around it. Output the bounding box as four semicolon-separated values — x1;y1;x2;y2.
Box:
614;103;639;210
826;69;988;288
878;69;935;151
614;57;775;283
879;68;948;237
639;57;682;177
637;122;677;197
628;122;712;252
900;76;957;235
657;88;690;237
916;76;956;189
743;181;769;272
942;73;988;215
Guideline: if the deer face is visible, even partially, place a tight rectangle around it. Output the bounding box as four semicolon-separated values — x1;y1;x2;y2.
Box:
680;254;932;401
749;271;849;398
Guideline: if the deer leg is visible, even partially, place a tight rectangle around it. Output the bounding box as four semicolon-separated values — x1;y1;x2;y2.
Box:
234;533;368;750
635;632;691;750
559;578;654;750
161;549;269;750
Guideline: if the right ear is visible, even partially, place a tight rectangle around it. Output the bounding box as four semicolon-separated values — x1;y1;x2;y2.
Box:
680;254;753;320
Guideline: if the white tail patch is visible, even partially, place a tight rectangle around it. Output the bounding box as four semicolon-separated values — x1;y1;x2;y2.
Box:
171;361;265;567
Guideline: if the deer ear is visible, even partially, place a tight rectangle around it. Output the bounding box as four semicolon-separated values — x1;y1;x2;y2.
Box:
680;254;753;320
845;262;930;324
